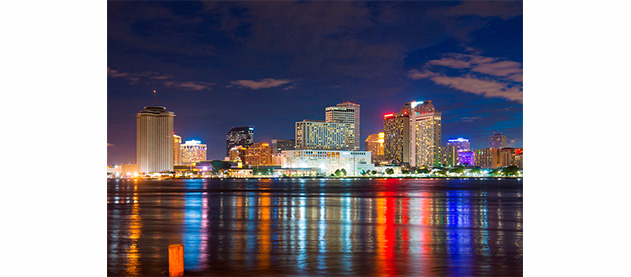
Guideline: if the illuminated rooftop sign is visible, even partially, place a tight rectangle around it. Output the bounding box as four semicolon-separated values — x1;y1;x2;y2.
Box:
448;138;470;142
410;100;424;108
185;140;201;145
384;113;394;119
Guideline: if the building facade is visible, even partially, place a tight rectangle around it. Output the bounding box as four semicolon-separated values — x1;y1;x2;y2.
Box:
173;134;182;165
364;132;385;165
325;102;360;150
271;139;295;155
282;150;374;176
474;148;501;169
228;145;248;164
245;142;272;166
404;100;442;167
226;127;254;156
440;145;458;167
458;150;475;166
136;105;175;173
295;120;349;150
490;132;507;148
383;112;410;165
181;140;207;164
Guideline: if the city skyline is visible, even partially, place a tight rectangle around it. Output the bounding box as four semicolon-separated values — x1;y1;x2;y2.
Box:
108;1;523;164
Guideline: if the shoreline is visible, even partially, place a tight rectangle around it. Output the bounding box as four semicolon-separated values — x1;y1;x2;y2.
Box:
108;176;522;180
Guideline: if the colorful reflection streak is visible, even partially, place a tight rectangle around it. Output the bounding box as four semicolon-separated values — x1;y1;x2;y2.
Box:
107;178;523;276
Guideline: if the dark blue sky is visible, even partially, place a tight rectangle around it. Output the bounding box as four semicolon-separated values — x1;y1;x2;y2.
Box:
107;1;523;164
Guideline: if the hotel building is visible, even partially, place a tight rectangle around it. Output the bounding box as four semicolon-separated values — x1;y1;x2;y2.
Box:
173;134;182;165
447;138;471;151
282;149;374;176
136;105;175;173
295;120;349;150
364;132;385;165
404;100;442;167
245;142;272;166
383;112;410;165
325;102;360;150
181;140;207;164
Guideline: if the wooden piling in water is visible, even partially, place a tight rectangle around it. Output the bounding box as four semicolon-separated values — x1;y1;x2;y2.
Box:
168;244;184;276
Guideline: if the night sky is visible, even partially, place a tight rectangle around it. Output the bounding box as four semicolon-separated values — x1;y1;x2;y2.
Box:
107;1;523;164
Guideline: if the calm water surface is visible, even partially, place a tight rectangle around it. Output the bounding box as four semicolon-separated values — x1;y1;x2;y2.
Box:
107;178;522;276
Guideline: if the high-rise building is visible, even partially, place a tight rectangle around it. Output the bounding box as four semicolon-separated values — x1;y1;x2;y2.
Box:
136;105;175;173
403;100;442;167
383;100;442;167
474;148;501;169
383;112;409;165
458;150;475;166
173;134;182;165
295;120;349;150
271;139;295;155
181;140;207;164
364;132;385;165
325;102;360;150
440;145;458;167
490;132;507;148
500;147;520;168
245;142;272;166
447;138;471;151
226;127;254;156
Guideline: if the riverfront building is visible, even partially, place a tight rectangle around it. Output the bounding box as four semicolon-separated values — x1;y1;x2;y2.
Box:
173;134;182;165
226;127;254;156
282;150;374;176
383;112;410;165
181;140;207;164
325;102;360;150
295;120;350;150
271;139;295;155
384;100;442;167
440;145;458;167
364;132;385;165
136;105;175;173
245;142;272;166
474;148;501;169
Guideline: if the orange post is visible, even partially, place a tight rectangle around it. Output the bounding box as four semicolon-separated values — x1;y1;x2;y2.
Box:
168;244;184;276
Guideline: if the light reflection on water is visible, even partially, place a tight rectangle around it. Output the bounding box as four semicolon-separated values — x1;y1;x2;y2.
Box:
107;178;522;276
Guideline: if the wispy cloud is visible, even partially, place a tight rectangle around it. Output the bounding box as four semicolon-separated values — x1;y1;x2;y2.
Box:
230;78;294;90
408;53;522;103
107;66;214;91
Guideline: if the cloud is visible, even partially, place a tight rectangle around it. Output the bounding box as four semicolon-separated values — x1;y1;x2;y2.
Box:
408;53;523;103
445;1;522;20
108;66;214;90
230;78;294;90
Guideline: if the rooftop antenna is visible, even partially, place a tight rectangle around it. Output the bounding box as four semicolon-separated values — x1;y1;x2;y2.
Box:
153;90;156;106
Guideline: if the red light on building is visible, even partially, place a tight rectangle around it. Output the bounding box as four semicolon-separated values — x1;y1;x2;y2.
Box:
384;113;394;119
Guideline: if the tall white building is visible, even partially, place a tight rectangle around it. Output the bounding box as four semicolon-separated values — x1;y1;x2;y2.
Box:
282;149;374;176
181;140;207;164
295;120;349;150
325;102;360;150
136;105;175;173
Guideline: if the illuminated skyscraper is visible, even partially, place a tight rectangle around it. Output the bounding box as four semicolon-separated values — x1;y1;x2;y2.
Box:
245;142;272;166
403;100;442;167
226;127;254;156
295;120;349;150
383;112;409;164
325;102;360;150
271;139;295;155
364;132;385;165
474;148;501;169
136;105;175;173
490;132;507;148
181;140;207;164
173;134;182;165
383;100;442;167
